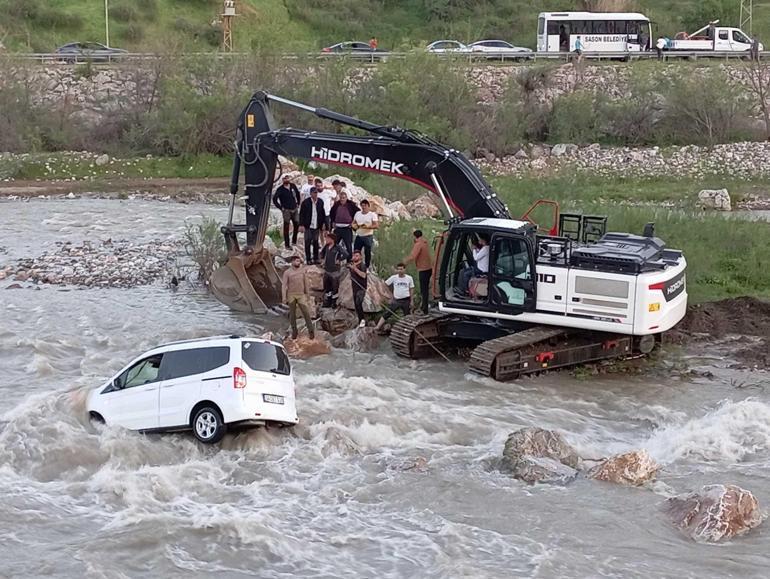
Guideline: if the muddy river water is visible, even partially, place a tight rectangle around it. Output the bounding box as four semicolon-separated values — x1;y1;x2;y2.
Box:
1;198;769;578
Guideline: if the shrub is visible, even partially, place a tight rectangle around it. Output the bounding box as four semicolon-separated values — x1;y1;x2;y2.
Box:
111;4;140;23
547;90;604;144
658;74;751;145
184;216;227;284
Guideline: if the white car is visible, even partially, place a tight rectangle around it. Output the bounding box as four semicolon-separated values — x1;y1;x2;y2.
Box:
469;40;533;59
426;40;470;53
86;336;298;443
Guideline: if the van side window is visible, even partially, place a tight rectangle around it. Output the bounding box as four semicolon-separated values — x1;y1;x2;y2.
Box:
719;30;729;40
116;354;163;389
160;346;230;381
241;342;291;375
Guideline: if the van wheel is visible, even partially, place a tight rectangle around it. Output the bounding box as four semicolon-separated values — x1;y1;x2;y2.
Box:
192;406;226;444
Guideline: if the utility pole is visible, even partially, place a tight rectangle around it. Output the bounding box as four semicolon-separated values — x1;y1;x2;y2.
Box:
104;0;110;46
222;0;236;52
740;0;753;36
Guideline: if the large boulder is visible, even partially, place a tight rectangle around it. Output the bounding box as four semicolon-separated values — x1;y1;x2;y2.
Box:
406;194;442;219
587;449;659;486
503;427;580;469
508;455;578;485
330;327;381;352
304;264;325;294
664;484;764;543
283;334;331;359
697;188;732;211
319;307;359;335
385;201;412;221
502;427;581;484
337;269;392;313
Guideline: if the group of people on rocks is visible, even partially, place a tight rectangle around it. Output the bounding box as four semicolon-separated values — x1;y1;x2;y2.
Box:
273;175;379;267
273;175;433;339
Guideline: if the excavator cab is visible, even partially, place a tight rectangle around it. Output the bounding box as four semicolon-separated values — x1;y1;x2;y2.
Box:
440;218;538;315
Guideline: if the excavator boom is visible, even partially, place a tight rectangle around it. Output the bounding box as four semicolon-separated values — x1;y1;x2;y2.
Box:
211;91;510;313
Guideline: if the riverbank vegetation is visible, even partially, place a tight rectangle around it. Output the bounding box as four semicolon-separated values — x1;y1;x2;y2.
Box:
2;55;769;161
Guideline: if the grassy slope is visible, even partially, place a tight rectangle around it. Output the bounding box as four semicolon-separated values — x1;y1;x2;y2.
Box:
2;0;768;52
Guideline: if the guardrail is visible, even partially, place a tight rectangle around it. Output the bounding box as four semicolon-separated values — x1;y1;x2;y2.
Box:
6;50;768;65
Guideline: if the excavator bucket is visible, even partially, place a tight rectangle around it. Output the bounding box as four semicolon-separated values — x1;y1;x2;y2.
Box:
210;247;282;313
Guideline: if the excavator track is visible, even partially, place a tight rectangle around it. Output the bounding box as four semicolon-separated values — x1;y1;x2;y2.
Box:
469;327;633;381
390;313;452;359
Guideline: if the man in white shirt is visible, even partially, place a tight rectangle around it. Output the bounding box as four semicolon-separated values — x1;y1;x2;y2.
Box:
376;263;414;329
352;199;378;268
300;175;315;201
316;177;337;230
458;234;489;297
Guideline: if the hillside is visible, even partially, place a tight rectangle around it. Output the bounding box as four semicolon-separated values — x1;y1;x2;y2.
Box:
0;0;767;53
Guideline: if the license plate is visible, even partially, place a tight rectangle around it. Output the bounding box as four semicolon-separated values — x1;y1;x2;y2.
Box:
263;394;284;405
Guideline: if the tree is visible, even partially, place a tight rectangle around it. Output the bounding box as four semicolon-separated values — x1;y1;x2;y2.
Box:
743;59;770;141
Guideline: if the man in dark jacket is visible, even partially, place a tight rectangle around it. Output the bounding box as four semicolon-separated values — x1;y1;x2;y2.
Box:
273;174;301;249
299;187;326;264
329;190;359;259
320;232;349;308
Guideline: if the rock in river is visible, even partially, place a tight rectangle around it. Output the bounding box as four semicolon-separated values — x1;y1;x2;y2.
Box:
283;335;332;359
588;449;659;486
664;484;764;543
508;455;578;485
502;427;580;484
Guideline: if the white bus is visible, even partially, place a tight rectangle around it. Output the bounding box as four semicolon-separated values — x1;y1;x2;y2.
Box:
537;12;652;53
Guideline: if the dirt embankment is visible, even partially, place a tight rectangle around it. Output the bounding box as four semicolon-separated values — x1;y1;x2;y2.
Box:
669;297;770;369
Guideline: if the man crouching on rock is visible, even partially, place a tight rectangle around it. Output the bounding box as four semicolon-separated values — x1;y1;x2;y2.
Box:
282;255;315;340
321;232;348;308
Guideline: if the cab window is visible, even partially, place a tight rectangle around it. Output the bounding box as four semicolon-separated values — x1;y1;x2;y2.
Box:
116;354;163;389
733;30;750;44
719;30;729;41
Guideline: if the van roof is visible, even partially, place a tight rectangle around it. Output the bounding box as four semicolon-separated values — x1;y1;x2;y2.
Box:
156;335;284;350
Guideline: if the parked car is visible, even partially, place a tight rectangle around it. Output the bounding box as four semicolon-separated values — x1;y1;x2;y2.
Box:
321;41;387;60
86;336;298;443
55;42;127;63
469;40;533;59
426;40;470;53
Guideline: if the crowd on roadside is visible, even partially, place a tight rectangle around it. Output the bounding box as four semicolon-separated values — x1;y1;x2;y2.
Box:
274;174;435;339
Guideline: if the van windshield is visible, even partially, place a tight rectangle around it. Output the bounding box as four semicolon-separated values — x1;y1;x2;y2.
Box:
241;341;291;375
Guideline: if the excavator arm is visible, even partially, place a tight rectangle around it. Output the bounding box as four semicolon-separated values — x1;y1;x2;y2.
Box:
211;91;512;313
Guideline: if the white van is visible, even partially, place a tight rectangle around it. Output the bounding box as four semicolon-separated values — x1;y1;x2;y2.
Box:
86;336;298;443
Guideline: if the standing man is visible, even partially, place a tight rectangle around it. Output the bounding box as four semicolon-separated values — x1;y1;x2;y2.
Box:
574;36;584;63
352;199;378;269
317;177;336;231
348;250;368;328
330;190;359;259
369;37;378;50
403;229;432;315
320;232;348;308
273;174;301;250
559;25;569;52
376;263;414;329
281;255;315;340
299;186;325;264
300;174;315;201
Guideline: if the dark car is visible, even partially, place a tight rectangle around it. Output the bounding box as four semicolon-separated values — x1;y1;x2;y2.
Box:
55;42;128;63
321;41;387;61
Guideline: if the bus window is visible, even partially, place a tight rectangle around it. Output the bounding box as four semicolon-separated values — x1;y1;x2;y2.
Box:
547;21;562;35
538;17;545;36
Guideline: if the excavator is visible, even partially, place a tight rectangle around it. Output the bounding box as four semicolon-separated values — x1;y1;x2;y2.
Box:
210;91;688;380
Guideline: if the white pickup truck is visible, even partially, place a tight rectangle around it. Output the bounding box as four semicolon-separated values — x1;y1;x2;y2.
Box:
666;22;761;52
